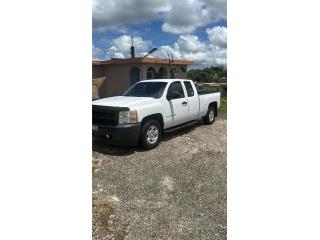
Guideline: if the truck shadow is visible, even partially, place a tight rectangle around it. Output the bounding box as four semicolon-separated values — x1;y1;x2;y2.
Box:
92;138;138;156
92;121;202;156
161;121;201;142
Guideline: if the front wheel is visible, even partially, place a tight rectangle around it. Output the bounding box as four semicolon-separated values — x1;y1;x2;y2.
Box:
203;106;216;125
140;120;161;149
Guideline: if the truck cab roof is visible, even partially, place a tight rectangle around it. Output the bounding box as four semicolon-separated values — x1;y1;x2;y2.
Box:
139;79;193;83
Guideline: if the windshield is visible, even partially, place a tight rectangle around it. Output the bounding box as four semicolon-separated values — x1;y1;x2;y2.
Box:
124;82;167;99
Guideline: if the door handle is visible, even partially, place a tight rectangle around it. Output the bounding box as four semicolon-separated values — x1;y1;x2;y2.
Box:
182;101;188;106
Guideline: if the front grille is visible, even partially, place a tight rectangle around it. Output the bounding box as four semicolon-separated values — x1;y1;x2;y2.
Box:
92;105;129;126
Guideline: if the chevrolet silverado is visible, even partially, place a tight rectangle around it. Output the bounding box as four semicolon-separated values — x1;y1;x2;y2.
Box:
92;79;220;149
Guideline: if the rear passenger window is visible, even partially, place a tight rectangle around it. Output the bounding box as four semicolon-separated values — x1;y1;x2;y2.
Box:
184;81;195;97
167;81;185;99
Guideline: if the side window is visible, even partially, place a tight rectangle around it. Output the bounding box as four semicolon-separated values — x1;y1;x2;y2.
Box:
184;81;195;97
167;81;185;99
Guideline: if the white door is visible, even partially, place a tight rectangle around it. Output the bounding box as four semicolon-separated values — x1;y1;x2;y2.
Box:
183;81;199;121
163;81;189;128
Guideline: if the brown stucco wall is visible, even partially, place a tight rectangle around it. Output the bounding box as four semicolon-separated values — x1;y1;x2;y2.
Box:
92;65;105;78
99;64;140;97
141;63;188;79
92;62;189;98
172;64;188;79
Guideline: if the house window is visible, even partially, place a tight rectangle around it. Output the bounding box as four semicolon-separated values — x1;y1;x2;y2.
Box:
146;67;156;79
158;67;167;79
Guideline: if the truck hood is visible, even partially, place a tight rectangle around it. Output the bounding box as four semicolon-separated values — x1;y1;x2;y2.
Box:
92;96;156;108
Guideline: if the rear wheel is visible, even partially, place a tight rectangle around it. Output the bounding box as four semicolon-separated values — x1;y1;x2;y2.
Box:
140;120;161;149
203;106;216;124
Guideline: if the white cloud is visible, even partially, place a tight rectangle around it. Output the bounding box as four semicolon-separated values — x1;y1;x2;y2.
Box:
154;45;181;59
206;26;227;47
92;45;103;60
201;0;227;22
92;0;172;31
107;35;151;58
175;35;207;53
104;26;227;68
161;0;210;34
155;27;227;68
92;0;226;34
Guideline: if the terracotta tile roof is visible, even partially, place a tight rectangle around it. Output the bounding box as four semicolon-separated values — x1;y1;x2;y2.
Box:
92;57;193;66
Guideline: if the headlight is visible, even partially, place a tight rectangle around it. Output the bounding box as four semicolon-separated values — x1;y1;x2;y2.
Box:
118;110;138;124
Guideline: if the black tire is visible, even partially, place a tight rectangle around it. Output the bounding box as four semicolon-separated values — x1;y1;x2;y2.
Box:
203;106;216;125
140;120;161;149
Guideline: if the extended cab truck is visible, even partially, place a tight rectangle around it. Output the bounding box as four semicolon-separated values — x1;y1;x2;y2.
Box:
92;79;220;149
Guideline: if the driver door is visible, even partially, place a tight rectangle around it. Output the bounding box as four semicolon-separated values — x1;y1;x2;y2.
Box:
164;81;189;128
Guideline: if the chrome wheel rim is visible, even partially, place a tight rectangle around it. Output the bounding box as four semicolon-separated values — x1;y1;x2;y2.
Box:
146;125;159;144
209;110;215;122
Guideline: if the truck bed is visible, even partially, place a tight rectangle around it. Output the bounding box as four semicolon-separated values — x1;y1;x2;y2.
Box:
197;88;219;95
197;89;219;95
198;91;221;117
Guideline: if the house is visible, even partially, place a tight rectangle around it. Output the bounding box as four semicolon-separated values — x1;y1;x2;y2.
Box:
92;57;193;98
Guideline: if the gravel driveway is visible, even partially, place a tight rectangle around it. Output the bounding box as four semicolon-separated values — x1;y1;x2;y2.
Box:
92;116;227;240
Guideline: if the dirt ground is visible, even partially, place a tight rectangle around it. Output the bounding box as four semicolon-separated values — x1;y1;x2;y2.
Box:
92;115;227;240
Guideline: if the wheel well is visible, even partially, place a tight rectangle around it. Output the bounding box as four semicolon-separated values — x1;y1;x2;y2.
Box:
141;113;164;130
209;102;218;116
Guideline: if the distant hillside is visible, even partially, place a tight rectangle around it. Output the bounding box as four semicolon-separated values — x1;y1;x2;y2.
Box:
187;66;227;83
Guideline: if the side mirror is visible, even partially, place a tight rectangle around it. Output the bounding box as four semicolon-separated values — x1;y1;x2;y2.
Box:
167;91;180;100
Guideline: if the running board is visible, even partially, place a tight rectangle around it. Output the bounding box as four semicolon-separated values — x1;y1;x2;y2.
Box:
164;120;199;134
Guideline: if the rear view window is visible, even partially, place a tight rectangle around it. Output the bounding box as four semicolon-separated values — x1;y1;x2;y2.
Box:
184;81;195;97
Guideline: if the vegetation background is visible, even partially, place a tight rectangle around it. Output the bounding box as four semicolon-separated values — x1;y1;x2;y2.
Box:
187;66;227;83
187;66;227;113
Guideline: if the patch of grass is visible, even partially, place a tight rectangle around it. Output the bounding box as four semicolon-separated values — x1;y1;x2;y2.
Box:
93;201;129;240
93;202;115;236
220;96;227;113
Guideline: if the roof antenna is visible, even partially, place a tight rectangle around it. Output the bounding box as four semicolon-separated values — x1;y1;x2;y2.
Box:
130;36;135;58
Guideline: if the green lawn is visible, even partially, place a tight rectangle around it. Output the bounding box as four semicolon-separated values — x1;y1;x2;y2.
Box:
220;96;227;113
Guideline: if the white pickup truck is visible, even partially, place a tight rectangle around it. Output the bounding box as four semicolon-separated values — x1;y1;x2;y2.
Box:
93;79;220;149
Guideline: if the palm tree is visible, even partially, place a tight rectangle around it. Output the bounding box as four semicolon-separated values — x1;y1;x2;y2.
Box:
209;72;219;82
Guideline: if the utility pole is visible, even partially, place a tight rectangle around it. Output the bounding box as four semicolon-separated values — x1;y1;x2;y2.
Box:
130;36;135;58
167;52;175;78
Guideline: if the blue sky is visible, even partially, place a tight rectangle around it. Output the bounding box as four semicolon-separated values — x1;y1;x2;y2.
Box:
93;0;227;68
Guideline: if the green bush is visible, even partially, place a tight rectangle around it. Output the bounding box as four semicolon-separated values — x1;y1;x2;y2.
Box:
220;97;227;113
